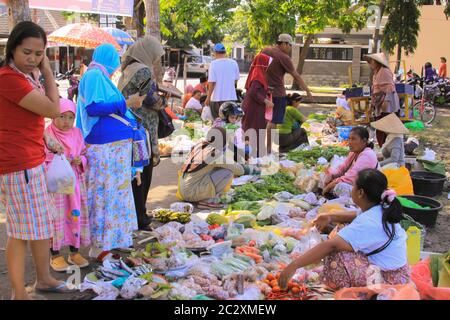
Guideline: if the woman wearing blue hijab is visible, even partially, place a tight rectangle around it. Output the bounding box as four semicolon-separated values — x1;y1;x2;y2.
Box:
76;44;143;257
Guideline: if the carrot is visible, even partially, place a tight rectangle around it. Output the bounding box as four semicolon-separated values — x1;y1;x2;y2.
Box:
242;252;262;262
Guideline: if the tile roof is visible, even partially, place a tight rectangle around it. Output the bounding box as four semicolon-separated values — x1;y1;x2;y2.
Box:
0;9;67;37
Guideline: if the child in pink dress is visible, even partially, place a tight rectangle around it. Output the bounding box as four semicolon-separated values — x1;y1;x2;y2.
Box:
45;98;90;272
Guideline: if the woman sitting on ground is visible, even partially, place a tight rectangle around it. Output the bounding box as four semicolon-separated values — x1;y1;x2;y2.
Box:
276;93;309;153
371;113;409;169
280;169;410;291
177;127;259;209
322;126;378;198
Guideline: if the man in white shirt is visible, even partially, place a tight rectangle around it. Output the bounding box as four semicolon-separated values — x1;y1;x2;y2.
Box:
205;43;240;119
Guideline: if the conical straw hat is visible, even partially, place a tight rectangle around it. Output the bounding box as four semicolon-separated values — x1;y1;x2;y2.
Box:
363;52;390;68
370;113;409;134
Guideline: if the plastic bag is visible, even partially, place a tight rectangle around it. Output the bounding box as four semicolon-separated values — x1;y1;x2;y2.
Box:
291;227;322;255
46;154;75;194
329;154;347;171
381;166;414;196
273;191;294;202
80;280;120;300
420;148;437;162
153;223;185;246
411;258;450;300
201;106;213;122
334;283;420;300
170;202;194;214
232;284;264;300
207;241;233;258
225;222;245;240
120;276;147;299
257;205;275;221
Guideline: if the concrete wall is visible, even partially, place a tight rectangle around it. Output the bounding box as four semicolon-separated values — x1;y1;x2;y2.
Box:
388;6;450;74
286;44;371;87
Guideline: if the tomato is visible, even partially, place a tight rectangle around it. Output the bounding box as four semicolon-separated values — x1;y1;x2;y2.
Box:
248;240;256;247
287;281;296;289
266;274;275;281
291;287;300;294
270;280;278;288
272;286;281;293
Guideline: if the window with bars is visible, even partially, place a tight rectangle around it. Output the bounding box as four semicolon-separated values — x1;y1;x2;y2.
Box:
361;48;369;60
305;47;353;61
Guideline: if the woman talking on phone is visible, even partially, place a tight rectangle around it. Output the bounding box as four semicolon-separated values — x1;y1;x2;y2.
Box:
0;21;74;299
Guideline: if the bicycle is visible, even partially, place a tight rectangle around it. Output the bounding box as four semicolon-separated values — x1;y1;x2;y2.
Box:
412;82;437;125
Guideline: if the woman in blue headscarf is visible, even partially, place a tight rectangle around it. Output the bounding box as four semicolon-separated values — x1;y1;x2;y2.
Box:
76;44;144;257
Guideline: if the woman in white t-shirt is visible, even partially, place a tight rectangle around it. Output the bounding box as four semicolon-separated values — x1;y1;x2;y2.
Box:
279;169;410;291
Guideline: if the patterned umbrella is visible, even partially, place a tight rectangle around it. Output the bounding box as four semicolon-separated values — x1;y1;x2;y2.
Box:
48;23;121;50
102;27;135;46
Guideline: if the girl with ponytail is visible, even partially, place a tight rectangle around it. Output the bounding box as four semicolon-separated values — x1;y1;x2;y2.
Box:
279;169;410;291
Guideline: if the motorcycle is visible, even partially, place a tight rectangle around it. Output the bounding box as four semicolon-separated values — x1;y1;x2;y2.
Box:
56;67;79;102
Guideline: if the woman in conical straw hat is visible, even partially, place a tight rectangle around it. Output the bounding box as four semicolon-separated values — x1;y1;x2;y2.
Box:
363;52;400;147
371;113;408;169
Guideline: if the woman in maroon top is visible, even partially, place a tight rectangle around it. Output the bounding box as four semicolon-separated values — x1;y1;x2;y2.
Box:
242;53;274;157
0;22;74;299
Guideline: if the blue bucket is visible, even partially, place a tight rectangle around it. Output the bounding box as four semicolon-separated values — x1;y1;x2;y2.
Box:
337;126;353;141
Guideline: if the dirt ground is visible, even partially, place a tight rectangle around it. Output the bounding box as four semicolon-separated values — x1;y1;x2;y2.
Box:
0;104;448;300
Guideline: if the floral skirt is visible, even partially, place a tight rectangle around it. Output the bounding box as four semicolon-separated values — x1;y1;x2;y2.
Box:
321;251;411;290
86;139;137;251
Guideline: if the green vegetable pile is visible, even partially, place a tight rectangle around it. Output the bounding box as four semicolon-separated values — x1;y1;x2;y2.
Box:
232;172;300;202
184;109;202;123
287;146;349;167
307;113;328;121
226;201;262;215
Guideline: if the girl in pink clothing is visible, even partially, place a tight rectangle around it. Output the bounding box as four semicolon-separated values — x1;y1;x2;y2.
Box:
45;98;90;272
323;127;378;198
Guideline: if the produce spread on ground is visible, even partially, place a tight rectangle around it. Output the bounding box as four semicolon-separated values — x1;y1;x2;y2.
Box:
78;112;449;301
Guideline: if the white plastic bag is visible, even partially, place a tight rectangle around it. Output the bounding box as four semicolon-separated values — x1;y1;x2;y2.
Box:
170;202;194;214
420;148;436;161
46;155;75;194
201;106;213;122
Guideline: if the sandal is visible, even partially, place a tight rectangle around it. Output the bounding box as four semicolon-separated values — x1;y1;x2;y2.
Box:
197;201;224;209
35;282;77;294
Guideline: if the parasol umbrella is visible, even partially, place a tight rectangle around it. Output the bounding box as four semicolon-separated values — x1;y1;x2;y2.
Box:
102;27;135;46
48;23;121;50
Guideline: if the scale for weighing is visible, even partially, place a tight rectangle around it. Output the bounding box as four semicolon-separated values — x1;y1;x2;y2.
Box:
345;84;415;125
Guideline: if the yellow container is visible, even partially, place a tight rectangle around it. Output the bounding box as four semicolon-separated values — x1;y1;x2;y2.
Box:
406;226;421;265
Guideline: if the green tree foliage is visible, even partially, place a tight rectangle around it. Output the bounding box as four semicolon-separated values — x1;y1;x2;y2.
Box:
382;0;421;72
160;0;239;48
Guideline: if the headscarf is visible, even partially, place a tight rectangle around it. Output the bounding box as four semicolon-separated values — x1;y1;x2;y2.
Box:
245;53;273;91
118;35;165;91
185;84;194;94
76;43;124;138
47;98;85;161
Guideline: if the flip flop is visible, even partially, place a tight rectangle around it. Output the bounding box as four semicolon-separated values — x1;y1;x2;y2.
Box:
35;282;77;294
197;201;224;209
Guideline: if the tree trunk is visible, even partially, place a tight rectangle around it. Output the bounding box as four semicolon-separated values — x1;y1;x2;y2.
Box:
144;0;163;83
372;0;386;54
395;42;402;74
144;0;161;40
7;0;31;32
292;34;314;90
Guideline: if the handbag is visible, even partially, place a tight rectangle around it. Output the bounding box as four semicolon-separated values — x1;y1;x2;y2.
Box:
110;114;151;167
158;108;175;139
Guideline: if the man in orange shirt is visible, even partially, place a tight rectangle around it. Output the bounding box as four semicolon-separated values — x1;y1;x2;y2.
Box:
438;57;447;79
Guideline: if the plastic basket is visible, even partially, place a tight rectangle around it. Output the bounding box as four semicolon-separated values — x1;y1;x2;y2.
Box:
337;126;353;141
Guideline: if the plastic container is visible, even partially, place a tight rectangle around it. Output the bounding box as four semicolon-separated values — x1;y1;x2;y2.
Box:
406;226;421;265
400;195;443;228
337;126;353;141
410;171;446;197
